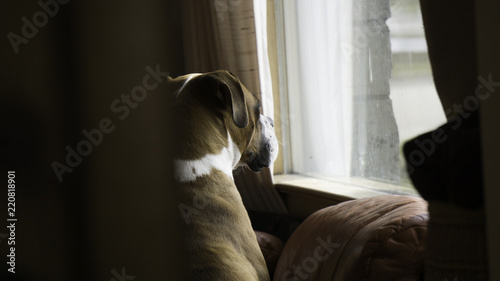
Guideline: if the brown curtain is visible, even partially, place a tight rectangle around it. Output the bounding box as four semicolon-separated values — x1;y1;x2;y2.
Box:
408;1;488;279
181;0;287;214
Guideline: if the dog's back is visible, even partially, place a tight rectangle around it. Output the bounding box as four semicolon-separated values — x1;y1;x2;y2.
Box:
180;171;269;281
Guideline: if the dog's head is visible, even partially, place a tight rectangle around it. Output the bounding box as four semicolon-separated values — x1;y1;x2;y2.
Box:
171;70;278;172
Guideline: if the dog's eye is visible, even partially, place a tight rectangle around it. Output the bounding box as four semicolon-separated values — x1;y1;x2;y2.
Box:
255;102;262;115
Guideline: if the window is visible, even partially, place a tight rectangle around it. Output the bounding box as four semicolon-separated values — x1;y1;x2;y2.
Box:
271;0;446;194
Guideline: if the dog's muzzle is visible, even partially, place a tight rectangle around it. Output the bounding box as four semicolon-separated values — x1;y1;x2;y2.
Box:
247;115;279;172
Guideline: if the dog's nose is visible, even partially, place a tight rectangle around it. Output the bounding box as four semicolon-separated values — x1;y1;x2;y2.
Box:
265;116;274;127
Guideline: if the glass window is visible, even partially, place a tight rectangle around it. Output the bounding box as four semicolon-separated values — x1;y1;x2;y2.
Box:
273;0;445;193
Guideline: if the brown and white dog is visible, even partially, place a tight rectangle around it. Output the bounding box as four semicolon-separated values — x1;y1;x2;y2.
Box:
169;71;278;281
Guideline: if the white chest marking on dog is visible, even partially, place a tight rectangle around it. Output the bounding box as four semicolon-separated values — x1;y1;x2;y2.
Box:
173;73;202;98
174;133;242;183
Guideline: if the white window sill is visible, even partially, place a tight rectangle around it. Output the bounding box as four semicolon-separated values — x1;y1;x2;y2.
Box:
273;173;420;203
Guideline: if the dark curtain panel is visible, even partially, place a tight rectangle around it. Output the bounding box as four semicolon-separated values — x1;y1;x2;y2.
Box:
1;1;186;280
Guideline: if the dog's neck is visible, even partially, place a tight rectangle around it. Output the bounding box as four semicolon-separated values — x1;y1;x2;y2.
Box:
174;131;241;183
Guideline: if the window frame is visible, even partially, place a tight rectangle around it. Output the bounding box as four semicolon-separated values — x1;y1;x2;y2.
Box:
269;0;439;197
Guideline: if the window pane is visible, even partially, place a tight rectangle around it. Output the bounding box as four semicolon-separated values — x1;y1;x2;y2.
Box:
276;0;445;193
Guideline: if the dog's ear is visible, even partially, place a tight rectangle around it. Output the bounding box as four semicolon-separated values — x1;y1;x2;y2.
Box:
208;71;249;128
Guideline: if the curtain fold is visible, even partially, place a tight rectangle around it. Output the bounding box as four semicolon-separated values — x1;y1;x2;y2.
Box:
419;0;477;115
181;0;287;214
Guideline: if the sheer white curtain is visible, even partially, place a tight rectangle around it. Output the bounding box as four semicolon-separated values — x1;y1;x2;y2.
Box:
254;0;274;120
280;0;353;177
